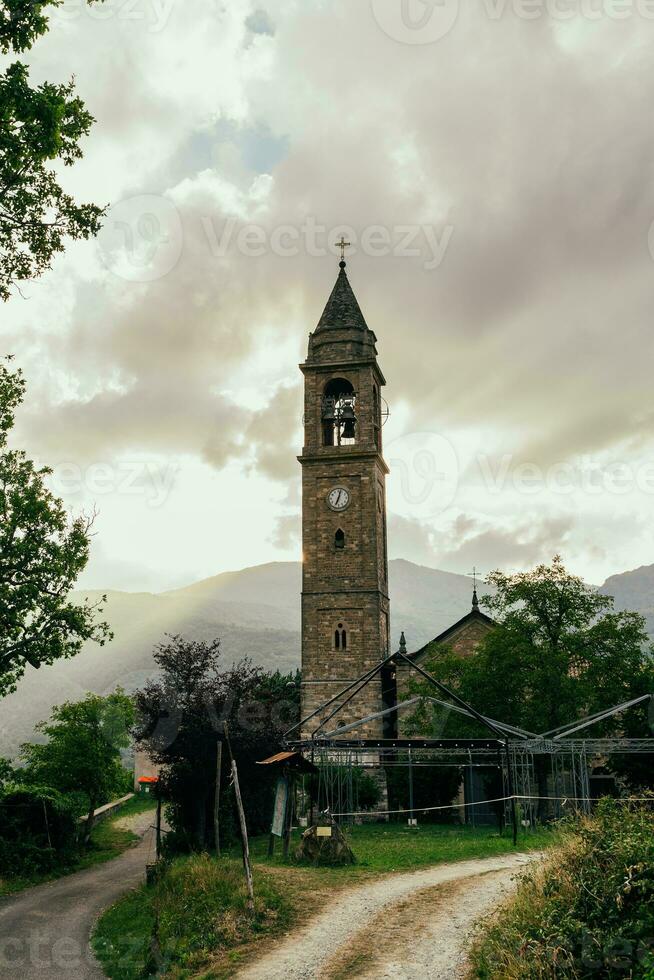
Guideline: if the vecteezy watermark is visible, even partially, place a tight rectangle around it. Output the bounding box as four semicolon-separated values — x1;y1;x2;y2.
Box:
48;459;179;509
97;195;183;283
386;431;460;520
51;0;176;33
203;218;454;271
385;431;654;519
372;0;654;45
478;454;654;496
371;0;461;44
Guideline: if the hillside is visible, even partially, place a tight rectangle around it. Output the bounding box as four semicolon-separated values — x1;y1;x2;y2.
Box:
0;560;480;758
1;559;651;759
599;562;654;638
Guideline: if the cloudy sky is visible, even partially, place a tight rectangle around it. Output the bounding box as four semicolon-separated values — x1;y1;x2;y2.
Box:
3;0;654;592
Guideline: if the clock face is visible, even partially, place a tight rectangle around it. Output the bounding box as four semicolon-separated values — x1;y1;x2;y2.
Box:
327;486;350;511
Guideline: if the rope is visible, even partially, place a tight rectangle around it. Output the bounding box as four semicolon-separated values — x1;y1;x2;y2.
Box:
330;794;654;819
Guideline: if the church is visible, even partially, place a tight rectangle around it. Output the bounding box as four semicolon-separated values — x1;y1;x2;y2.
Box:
299;252;493;743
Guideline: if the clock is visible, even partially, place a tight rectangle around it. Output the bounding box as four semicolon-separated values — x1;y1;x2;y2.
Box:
327;486;350;511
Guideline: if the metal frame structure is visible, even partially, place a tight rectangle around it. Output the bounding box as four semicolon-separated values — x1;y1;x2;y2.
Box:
285;652;654;838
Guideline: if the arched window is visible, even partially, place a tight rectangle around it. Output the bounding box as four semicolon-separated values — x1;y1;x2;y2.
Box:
322;378;357;446
334;528;345;550
334;622;347;650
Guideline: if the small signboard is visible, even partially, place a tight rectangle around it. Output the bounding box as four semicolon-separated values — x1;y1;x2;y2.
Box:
316;826;332;837
271;777;288;837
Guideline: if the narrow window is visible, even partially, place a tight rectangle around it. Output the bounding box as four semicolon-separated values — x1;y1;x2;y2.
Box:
341;628;347;650
334;622;347;651
334;629;340;650
335;528;345;550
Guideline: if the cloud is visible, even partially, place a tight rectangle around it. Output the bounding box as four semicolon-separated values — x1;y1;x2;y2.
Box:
4;0;654;588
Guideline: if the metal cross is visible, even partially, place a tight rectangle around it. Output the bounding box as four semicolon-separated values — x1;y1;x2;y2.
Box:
335;236;351;261
469;566;478;590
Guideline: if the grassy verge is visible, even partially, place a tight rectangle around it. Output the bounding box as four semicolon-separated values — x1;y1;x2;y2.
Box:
0;795;156;896
93;822;555;979
468;799;654;978
93;854;292;980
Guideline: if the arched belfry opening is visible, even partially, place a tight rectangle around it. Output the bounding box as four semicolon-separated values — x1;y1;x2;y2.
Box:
334;528;345;550
334;622;347;651
322;378;357;446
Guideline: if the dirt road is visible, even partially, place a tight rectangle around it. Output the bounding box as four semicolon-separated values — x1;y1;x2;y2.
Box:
0;810;156;980
236;851;538;980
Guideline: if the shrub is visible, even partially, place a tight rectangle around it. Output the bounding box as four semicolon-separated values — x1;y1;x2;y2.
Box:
0;784;79;877
470;798;654;978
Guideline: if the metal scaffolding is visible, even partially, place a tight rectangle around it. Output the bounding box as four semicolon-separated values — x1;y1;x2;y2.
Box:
285;651;654;835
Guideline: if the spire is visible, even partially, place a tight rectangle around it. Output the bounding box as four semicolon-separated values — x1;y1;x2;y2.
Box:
315;259;368;332
471;566;479;610
399;631;407;655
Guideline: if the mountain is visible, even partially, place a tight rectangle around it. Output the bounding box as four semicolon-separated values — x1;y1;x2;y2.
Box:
0;560;480;758
599;563;654;638
1;559;652;759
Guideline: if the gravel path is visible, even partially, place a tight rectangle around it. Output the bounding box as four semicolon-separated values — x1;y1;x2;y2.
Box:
0;809;156;980
236;851;539;980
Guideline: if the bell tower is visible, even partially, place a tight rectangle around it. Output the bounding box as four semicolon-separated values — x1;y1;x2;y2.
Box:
299;253;390;737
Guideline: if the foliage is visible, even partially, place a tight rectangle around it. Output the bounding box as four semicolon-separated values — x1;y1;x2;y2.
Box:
470;798;654;978
0;360;112;695
0;792;155;894
93;853;292;980
406;557;654;792
19;689;134;833
0;782;78;876
133;635;300;852
1;0;104;300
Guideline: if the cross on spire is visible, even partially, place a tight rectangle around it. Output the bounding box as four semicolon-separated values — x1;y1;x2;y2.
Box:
335;235;351;263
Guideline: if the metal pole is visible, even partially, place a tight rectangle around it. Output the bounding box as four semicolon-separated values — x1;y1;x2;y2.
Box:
214;739;222;857
408;748;415;825
504;741;518;846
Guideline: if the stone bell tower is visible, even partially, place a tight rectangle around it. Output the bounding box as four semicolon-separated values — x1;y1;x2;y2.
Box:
299;251;390;737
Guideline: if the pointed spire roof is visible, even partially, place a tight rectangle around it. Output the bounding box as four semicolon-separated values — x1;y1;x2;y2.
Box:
316;261;368;331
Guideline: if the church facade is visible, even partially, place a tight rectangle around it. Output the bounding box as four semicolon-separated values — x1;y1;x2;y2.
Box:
299;257;391;738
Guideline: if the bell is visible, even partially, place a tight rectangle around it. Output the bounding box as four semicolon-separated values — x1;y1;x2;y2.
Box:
322;396;336;421
341;417;356;440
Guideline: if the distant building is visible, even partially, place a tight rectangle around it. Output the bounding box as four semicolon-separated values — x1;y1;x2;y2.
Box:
133;748;160;791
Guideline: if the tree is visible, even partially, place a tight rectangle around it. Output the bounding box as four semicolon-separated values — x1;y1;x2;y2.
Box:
133;635;300;852
1;0;104;300
20;689;134;840
408;557;654;810
0;359;111;695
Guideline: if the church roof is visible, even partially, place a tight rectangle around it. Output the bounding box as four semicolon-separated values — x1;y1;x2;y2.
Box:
315;261;369;331
404;600;495;664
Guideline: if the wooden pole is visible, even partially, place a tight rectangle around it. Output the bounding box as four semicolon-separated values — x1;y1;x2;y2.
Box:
156;795;162;860
223;722;255;912
214;739;222;857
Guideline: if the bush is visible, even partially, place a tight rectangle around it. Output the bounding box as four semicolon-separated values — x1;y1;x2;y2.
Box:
0;784;79;877
471;798;654;978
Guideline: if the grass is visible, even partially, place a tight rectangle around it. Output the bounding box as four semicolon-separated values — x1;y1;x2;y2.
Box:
93;854;292;980
0;794;156;896
93;821;556;979
468;800;654;978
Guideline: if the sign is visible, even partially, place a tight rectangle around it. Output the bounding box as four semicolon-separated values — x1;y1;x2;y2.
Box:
271;777;288;837
316;826;332;837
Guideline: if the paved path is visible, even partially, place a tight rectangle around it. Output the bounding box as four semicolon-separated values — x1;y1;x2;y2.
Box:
0;810;156;979
236;851;540;980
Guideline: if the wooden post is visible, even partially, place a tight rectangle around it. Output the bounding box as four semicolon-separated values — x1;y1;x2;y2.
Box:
214;739;222;857
156;795;162;860
223;722;255;912
282;774;294;858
